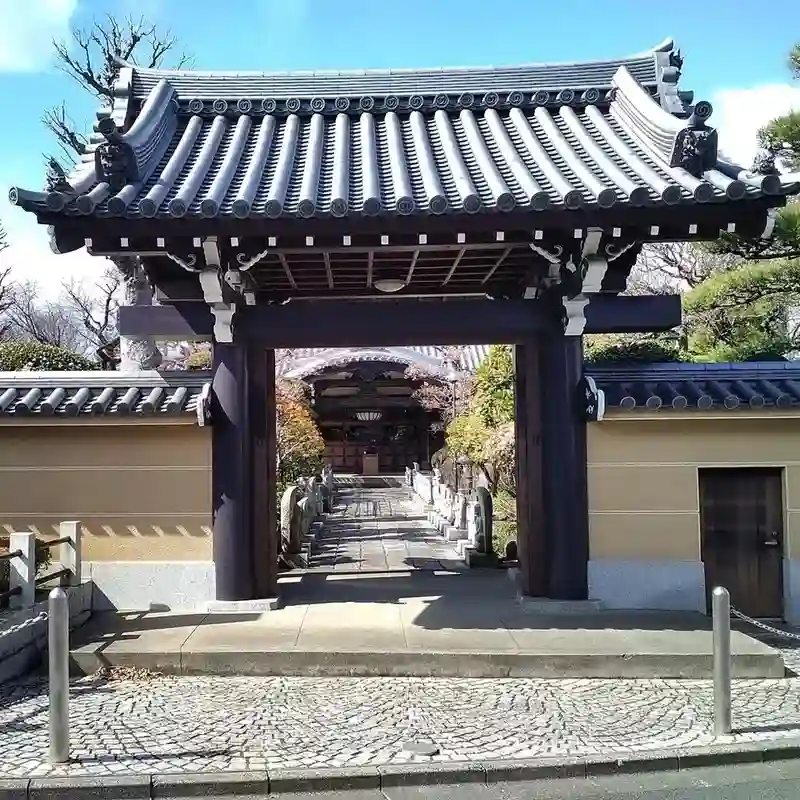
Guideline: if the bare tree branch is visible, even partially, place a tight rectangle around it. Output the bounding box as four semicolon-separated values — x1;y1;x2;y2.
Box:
627;242;741;295
45;14;192;176
41;103;89;160
4;281;85;351
60;265;121;349
0;223;15;339
405;346;474;430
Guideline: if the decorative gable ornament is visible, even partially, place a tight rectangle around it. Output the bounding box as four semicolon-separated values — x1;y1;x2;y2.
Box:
580;375;605;421
196;382;212;427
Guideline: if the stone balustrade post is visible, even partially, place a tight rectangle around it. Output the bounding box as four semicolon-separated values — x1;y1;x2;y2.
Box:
455;493;468;530
9;531;36;609
58;520;81;585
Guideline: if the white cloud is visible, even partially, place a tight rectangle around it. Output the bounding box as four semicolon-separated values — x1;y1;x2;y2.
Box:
712;83;800;168
0;207;110;302
0;0;79;73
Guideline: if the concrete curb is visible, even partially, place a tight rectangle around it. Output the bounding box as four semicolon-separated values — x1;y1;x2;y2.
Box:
3;738;800;797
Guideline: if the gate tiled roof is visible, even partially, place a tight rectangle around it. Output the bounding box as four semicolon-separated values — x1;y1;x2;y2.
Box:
10;40;797;222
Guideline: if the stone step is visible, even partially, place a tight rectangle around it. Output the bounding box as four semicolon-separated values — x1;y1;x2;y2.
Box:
333;476;406;489
68;643;785;681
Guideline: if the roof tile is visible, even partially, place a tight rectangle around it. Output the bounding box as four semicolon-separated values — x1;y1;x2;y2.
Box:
12;41;795;222
0;372;209;419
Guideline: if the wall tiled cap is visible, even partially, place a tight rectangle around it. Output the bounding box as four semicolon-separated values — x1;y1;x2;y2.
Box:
590;362;800;410
10;39;797;223
0;371;210;417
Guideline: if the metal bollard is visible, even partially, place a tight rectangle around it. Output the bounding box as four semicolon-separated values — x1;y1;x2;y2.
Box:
712;585;732;736
48;587;70;764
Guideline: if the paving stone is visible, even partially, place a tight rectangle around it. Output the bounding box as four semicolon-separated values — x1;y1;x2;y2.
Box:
4;668;800;778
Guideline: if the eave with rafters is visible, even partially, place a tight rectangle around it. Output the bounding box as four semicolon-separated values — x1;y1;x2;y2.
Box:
8;37;799;342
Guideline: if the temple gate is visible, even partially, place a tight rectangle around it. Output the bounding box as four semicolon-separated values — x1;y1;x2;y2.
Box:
10;38;798;605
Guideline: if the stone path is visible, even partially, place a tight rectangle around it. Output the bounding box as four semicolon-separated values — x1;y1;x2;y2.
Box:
4;662;800;778
306;485;462;572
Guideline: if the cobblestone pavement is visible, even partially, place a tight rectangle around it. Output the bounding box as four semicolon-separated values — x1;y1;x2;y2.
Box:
4;660;800;778
307;486;462;572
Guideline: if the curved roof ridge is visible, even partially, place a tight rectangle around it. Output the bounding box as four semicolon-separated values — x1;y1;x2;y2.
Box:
124;41;666;81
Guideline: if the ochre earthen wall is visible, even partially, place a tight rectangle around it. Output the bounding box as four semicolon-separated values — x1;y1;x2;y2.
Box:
587;414;800;561
0;422;211;561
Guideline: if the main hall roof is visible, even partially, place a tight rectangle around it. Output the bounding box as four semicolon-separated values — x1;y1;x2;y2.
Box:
10;39;797;224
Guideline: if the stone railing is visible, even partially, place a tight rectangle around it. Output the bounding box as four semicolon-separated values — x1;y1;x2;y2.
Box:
1;521;82;609
279;464;335;568
0;521;91;684
406;464;495;566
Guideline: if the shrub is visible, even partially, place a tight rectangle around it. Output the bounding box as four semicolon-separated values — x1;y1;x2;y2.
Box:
584;335;683;365
472;344;514;426
492;490;517;559
185;348;211;370
277;387;325;497
0;341;97;371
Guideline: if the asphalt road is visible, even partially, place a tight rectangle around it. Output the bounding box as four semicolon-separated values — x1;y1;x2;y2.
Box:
269;761;800;798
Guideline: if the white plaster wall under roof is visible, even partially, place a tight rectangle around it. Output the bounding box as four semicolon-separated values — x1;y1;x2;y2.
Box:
282;345;490;379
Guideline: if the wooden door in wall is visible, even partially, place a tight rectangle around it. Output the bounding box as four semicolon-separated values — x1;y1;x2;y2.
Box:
699;468;784;619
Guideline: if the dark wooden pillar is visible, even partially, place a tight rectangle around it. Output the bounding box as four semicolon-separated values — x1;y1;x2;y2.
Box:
211;342;254;601
247;348;278;598
514;340;547;596
539;334;590;600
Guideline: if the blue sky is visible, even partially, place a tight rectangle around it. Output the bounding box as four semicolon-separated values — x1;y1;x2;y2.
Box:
0;0;799;293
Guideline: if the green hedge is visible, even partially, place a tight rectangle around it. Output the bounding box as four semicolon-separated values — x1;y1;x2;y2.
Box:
584;336;683;365
0;341;97;371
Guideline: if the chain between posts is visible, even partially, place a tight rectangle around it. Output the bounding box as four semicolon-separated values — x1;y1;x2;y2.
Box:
0;610;48;639
730;606;800;641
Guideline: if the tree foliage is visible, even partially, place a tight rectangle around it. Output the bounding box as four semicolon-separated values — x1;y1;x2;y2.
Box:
683;259;798;361
709;43;800;262
277;381;325;493
445;345;517;496
472;345;514;426
584;335;685;364
0;341;97;371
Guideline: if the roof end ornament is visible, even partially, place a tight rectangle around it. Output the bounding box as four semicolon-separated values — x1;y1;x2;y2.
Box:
94;117;140;192
670;100;718;178
652;37;687;114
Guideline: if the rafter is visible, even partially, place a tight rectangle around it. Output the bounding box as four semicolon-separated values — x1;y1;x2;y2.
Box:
323;251;334;289
442;248;466;286
481;247;513;284
405;250;420;284
278;252;297;290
